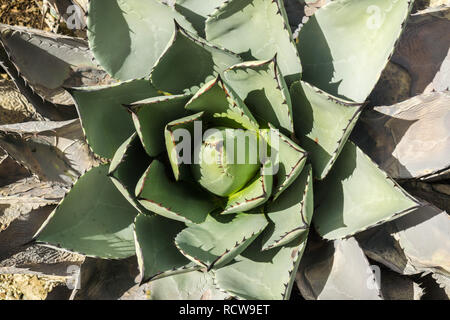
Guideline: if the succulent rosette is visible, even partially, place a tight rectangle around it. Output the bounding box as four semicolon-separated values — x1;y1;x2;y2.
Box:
34;0;423;300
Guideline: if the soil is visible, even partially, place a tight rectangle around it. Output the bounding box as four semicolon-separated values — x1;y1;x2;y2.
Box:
0;274;65;300
0;0;45;29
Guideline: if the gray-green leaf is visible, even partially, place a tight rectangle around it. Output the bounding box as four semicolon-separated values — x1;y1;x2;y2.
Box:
297;0;413;102
314;141;422;240
206;0;301;84
88;0;196;80
36;164;138;259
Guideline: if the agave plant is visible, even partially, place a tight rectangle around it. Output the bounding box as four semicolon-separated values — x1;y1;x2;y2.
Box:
2;0;448;300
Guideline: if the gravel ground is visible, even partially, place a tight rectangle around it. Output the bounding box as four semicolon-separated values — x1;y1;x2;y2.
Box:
0;274;66;300
0;0;45;29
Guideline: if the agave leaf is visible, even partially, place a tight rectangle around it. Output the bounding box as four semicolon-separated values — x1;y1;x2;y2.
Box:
136;160;215;224
129;94;190;158
0;45;76;121
87;0;196;80
356;218;412;275
357;203;450;278
297;0;413;102
261;124;307;199
262;165;313;250
222;160;273;214
185;77;259;131
0;78;34;127
165;112;204;181
314;141;422;240
150;22;241;94
0;178;67;274
223;58;294;133
0;119;97;185
122;270;231;300
69;79;158;159
205;0;301;84
175;212;268;269
432;273;450;299
147;270;230;300
119;283;151;300
0;148;7;164
35;164;138;259
353;91;450;180
406;272;448;300
0;154;30;187
0;196;83;280
174;0;226;36
417;168;450;183
109;134;152;213
0;205;55;261
0;119;81;134
0;177;66;231
134;214;200;283
296;237;382;300
402;181;450;212
213;233;307;300
191;128;262;198
290;80;363;180
391;7;450;95
0;24;112;105
0;242;84;281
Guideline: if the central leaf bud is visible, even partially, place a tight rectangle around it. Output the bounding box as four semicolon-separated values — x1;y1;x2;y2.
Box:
192;128;261;197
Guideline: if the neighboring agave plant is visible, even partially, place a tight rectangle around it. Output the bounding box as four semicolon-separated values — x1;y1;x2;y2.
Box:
31;0;425;299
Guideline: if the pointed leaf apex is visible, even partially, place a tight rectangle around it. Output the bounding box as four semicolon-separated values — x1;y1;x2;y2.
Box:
272;53;278;65
121;103;134;113
173;19;182;30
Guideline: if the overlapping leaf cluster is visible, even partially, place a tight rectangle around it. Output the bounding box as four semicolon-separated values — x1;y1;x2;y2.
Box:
33;0;423;300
